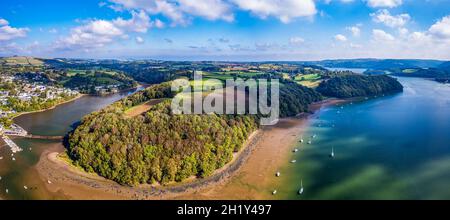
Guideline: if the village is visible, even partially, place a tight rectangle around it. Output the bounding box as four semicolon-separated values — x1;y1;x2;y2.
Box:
0;73;79;121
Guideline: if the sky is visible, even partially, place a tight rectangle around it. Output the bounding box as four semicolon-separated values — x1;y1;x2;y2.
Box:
0;0;450;61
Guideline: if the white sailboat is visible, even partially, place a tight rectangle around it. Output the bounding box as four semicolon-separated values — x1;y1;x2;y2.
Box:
276;171;281;177
272;190;277;195
330;147;335;158
298;180;304;195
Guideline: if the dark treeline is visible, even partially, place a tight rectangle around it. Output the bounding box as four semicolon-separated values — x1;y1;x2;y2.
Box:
279;81;323;117
67;80;320;186
316;75;403;98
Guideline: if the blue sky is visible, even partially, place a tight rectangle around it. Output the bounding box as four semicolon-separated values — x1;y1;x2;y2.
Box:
1;0;449;61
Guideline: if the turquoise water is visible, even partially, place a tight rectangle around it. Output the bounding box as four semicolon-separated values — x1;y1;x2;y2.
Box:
2;78;450;200
275;77;450;199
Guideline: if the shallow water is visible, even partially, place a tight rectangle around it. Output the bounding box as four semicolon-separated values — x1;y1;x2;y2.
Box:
274;77;450;199
0;88;141;200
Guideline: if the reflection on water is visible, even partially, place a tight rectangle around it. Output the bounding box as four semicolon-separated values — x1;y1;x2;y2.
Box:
0;88;141;200
14;88;141;136
276;77;450;200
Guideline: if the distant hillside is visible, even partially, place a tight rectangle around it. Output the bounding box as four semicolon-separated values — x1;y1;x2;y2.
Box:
307;59;445;70
0;56;44;66
317;75;404;98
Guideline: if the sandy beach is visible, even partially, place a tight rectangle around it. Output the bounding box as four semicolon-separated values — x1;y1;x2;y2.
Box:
35;98;346;200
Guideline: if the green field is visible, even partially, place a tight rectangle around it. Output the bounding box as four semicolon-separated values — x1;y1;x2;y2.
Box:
294;73;322;88
0;56;44;66
66;69;120;77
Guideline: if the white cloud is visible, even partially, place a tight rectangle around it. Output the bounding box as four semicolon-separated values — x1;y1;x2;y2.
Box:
429;15;450;41
334;34;347;42
0;19;29;41
55;10;154;51
178;0;234;22
289;37;305;45
367;0;402;8
154;19;165;28
350;43;362;48
232;0;316;23
0;18;9;26
372;29;395;41
135;36;145;44
55;19;125;50
109;0;234;26
371;9;410;28
113;10;151;33
108;0;317;25
346;26;361;37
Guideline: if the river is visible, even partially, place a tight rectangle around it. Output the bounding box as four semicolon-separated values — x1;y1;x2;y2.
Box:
0;88;142;200
273;77;450;199
1;78;450;200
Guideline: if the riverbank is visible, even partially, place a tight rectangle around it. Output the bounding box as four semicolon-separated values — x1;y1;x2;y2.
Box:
12;94;86;120
35;98;347;200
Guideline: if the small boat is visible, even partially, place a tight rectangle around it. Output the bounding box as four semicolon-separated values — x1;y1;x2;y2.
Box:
329;147;335;158
6;189;8;194
23;185;28;190
312;134;317;138
272;190;277;195
47;180;52;184
29;147;32;151
300;137;304;143
0;156;3;160
298;180;304;195
293;148;298;153
12;158;16;161
307;140;312;145
291;160;297;163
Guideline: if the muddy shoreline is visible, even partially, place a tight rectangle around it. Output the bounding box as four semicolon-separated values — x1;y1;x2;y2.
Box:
35;98;347;200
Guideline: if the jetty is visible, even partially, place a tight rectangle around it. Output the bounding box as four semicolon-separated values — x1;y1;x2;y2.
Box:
0;123;62;154
1;135;22;153
2;123;63;140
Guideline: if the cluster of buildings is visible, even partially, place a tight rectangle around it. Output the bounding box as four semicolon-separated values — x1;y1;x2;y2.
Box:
0;74;79;102
0;74;80;126
94;84;120;94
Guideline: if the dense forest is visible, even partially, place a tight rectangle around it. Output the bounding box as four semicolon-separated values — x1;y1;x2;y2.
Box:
279;81;322;117
316;75;403;98
67;80;321;185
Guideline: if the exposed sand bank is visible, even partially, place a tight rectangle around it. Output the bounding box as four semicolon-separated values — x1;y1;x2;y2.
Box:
35;98;346;200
